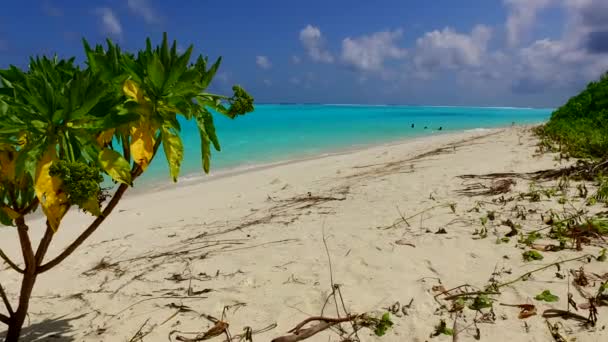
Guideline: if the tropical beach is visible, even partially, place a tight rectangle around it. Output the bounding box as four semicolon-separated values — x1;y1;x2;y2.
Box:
1;123;607;341
2;1;608;342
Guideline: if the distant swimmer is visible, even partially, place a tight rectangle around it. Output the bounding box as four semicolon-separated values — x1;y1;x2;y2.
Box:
411;123;414;128
424;126;428;129
438;126;443;131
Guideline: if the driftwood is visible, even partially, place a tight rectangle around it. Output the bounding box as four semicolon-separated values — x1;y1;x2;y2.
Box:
271;316;358;342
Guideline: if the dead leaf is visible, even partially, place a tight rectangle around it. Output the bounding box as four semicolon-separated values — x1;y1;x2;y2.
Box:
517;304;537;319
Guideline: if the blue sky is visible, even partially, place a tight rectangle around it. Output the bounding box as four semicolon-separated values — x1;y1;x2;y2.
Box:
1;0;607;107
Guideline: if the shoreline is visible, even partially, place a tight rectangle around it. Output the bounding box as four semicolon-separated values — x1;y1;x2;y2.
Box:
133;123;541;196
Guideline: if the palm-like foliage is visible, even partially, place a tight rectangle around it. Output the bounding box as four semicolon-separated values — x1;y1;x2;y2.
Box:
0;33;253;231
0;34;253;341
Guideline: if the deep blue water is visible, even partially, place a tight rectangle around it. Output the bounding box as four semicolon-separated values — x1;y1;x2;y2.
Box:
140;104;552;184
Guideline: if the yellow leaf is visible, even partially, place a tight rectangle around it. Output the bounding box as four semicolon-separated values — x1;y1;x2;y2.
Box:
81;197;102;217
1;206;20;219
34;147;68;232
97;129;115;147
17;131;28;146
123;80;145;103
162;127;184;182
123;80;153;117
130;119;155;171
0;148;16;181
99;148;132;185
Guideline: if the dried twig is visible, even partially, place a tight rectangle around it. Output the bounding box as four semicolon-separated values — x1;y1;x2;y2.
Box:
128;318;152;342
497;255;592;289
271;316;358;342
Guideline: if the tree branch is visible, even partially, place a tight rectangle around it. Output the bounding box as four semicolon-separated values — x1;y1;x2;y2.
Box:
35;222;54;267
0;312;9;325
19;198;39;217
38;183;129;274
0;248;24;274
0;284;13;317
15;217;35;271
38;139;159;274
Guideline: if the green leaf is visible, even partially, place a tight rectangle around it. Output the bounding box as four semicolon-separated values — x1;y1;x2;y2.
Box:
81;196;102;216
373;312;393;337
196;111;220;151
0;206;15;227
147;54;166;94
468;294;494;310
535;290;559;302
200;57;221;89
522;250;544;262
161;126;184;182
195;117;212;173
98;149;132;186
432;319;453;337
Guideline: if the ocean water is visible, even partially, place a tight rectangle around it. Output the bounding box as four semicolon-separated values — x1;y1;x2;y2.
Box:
140;104;553;185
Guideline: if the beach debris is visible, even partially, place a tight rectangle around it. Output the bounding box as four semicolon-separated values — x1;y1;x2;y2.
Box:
500;303;537;319
394;239;416;247
457;178;516;197
430;319;453;337
535;290;559;302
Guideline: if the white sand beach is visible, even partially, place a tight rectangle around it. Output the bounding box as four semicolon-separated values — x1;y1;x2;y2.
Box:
1;126;606;341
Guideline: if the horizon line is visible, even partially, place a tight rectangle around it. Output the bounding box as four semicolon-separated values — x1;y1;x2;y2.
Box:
254;103;556;110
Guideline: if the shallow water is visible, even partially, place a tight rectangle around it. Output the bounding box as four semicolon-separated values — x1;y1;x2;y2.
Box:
139;104;552;185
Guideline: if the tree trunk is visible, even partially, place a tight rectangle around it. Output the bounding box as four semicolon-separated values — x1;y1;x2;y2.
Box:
4;269;37;342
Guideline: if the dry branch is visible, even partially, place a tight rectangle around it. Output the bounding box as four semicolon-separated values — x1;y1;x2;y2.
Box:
271;316;357;342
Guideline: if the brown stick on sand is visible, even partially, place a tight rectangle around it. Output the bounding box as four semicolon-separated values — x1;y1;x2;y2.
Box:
271;316;357;342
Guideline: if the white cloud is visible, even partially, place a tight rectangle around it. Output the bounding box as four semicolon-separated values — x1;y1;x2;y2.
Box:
96;8;122;37
504;0;608;92
291;55;301;64
299;25;334;63
256;55;272;69
414;25;492;74
127;0;161;24
341;29;407;72
504;0;552;47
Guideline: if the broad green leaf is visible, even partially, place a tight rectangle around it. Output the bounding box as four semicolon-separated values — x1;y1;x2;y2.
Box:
164;46;192;90
200;57;221;90
198;111;220;151
161;126;184;182
98;148;132;186
199;129;211;174
147;54;166;94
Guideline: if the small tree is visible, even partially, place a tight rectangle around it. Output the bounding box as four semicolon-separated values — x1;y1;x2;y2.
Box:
0;34;253;341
